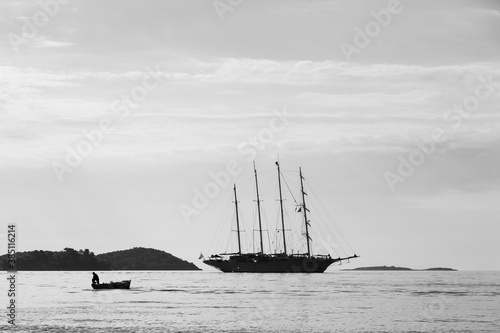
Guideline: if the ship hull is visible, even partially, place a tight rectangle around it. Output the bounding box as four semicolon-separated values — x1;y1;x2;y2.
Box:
204;255;336;273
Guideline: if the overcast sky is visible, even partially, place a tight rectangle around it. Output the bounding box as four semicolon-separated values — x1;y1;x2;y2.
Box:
1;0;499;270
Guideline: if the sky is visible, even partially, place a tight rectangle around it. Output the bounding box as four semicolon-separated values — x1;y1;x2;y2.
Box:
0;0;499;271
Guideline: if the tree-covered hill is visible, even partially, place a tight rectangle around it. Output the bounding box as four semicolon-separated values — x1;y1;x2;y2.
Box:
0;247;200;271
96;247;200;270
0;248;109;271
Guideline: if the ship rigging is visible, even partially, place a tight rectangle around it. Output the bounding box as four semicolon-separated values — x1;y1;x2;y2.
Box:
203;161;359;273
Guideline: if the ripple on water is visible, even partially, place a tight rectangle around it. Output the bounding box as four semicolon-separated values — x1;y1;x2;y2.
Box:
9;271;500;333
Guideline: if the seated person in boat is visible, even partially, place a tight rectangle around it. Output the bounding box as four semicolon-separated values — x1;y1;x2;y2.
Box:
92;272;100;285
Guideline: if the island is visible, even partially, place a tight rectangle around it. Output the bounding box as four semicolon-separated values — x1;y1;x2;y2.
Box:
97;247;201;270
342;265;457;271
0;247;201;271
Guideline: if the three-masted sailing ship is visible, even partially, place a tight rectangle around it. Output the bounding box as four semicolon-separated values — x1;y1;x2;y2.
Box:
203;162;358;273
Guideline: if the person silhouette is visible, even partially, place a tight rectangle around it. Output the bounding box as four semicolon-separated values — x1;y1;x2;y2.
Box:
92;272;100;285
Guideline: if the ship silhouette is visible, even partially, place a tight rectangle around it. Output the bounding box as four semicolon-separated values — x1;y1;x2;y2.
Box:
203;161;358;273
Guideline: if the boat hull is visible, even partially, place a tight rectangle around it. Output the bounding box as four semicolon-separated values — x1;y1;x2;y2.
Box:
204;255;336;273
91;280;131;289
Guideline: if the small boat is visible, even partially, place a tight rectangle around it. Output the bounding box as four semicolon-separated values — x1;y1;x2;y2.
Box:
91;280;131;289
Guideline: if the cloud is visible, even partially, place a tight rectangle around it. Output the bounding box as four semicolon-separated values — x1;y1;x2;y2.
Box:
1;57;499;167
32;37;73;48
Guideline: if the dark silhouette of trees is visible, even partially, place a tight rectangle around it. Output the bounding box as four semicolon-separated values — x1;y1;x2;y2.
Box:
0;248;109;270
96;247;200;270
0;247;200;271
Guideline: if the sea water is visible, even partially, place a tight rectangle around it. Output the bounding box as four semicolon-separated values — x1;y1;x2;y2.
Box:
1;270;499;332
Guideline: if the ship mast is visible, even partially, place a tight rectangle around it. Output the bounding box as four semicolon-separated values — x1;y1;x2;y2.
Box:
299;167;311;257
233;184;242;255
254;162;264;254
276;161;287;255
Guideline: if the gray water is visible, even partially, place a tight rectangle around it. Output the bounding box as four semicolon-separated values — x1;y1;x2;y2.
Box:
2;270;499;332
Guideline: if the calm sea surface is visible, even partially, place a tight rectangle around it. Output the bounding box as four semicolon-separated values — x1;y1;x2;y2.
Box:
2;270;499;332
